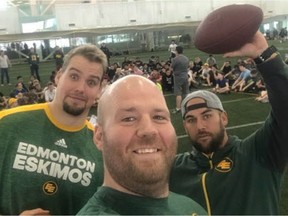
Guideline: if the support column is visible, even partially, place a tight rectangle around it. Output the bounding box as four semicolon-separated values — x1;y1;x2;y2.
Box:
146;32;155;52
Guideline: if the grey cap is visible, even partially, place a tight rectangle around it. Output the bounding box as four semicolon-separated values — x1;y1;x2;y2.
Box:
181;90;224;119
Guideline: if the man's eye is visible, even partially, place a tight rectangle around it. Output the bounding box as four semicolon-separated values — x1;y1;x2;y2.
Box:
154;115;166;121
186;118;196;124
70;74;78;80
87;80;98;87
122;117;135;122
203;114;212;120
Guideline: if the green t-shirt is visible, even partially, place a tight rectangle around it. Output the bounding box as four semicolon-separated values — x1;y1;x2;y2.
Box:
0;103;104;215
77;186;207;215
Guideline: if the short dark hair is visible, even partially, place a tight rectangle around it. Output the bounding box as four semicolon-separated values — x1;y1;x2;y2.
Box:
176;46;183;54
238;62;246;67
62;44;108;80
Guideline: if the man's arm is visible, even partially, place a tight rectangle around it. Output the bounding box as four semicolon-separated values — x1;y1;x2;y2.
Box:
242;80;254;91
225;31;288;170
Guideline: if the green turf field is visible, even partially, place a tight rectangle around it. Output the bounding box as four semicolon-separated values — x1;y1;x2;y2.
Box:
1;40;288;214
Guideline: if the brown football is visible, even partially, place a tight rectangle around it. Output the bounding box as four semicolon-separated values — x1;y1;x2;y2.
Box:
194;4;263;54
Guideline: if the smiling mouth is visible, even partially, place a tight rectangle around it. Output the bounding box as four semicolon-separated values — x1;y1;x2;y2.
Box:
134;148;159;154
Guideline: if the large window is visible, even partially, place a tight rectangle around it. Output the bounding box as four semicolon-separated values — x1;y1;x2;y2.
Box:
22;18;56;33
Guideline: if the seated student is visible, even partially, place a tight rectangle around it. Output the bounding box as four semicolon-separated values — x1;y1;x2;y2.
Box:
213;72;230;94
161;68;173;92
29;79;45;102
44;81;56;102
224;64;241;86
77;75;207;215
255;90;269;103
241;69;261;93
188;61;199;90
149;69;162;91
193;57;203;77
220;61;232;76
17;92;38;106
199;63;212;86
231;62;251;91
16;76;28;92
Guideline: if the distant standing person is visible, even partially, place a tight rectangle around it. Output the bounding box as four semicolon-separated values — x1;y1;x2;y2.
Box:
0;50;11;86
28;48;41;81
100;43;111;65
171;46;189;114
53;46;65;71
168;40;177;59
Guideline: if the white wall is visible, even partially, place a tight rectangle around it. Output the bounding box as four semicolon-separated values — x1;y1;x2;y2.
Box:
55;0;288;31
0;0;288;35
55;1;211;30
0;7;20;34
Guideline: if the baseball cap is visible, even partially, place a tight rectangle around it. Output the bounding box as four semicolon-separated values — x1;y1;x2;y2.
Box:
181;90;224;119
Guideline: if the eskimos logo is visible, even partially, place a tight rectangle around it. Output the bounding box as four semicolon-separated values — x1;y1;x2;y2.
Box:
13;142;96;186
43;181;58;195
215;157;233;172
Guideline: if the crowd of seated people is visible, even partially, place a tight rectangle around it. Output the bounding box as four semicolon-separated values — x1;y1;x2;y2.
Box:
1;53;272;111
103;55;268;104
115;54;267;104
0;74;57;110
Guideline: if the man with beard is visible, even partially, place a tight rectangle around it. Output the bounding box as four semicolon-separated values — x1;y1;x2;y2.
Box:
170;31;288;215
77;75;206;215
0;44;107;215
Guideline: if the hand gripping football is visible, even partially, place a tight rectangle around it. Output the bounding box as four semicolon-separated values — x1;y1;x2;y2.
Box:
194;4;263;54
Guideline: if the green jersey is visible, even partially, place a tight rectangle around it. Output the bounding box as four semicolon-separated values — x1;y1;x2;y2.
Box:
170;55;288;215
77;186;207;215
0;103;104;215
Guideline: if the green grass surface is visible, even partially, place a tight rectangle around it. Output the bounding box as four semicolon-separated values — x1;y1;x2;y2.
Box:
2;41;288;214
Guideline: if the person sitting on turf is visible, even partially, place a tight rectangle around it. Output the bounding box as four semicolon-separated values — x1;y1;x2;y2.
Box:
231;62;251;91
241;69;261;93
213;72;230;94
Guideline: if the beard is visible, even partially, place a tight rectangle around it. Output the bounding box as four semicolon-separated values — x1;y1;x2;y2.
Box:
63;101;86;116
190;121;225;154
102;131;177;197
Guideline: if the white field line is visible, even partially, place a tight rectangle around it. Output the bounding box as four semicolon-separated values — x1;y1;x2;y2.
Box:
222;97;254;104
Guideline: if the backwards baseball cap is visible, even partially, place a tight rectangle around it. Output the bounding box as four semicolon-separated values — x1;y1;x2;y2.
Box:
181;90;224;119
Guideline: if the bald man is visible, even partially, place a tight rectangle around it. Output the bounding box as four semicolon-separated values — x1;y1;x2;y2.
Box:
77;75;206;215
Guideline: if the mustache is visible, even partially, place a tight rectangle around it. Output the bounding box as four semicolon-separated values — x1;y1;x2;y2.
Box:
196;131;213;138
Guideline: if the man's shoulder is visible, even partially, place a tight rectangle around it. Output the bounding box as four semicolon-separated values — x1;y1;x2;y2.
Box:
0;103;47;121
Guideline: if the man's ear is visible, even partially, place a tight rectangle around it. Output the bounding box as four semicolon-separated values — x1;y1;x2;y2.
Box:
55;69;63;87
94;125;103;151
183;121;189;134
221;111;229;127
